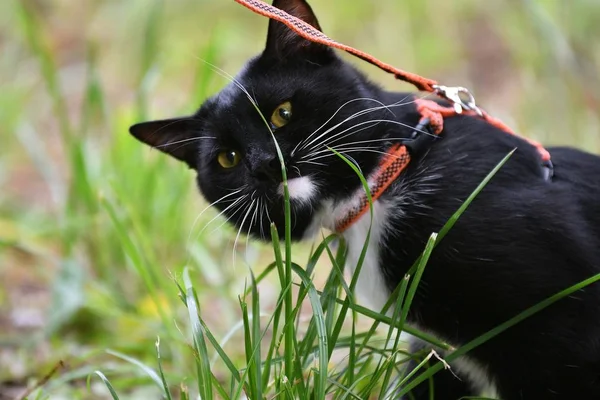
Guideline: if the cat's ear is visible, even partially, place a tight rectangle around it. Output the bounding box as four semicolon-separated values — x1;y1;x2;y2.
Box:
129;117;202;169
264;0;334;62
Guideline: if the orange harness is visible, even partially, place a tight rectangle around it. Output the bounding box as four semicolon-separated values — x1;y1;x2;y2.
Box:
334;143;410;232
234;0;554;232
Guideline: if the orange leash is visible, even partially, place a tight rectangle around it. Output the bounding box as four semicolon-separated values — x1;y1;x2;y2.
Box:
234;0;554;231
233;0;437;92
234;0;552;166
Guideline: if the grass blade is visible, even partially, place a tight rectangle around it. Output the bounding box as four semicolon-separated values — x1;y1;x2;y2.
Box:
269;222;298;397
328;295;452;351
17;1;72;143
183;267;213;400
291;265;329;400
437;149;516;242
155;337;173;400
327;148;375;361
239;288;261;400
100;197;172;332
248;82;295;394
250;272;263;400
136;0;163;119
376;275;410;398
397;233;437;333
261;290;283;391
198;317;242;384
106;349;164;391
93;371;120;400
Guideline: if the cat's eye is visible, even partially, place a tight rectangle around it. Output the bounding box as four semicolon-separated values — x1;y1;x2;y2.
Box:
270;101;292;129
217;149;241;168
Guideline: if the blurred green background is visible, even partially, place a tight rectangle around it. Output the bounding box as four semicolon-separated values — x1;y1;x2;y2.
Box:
1;0;599;398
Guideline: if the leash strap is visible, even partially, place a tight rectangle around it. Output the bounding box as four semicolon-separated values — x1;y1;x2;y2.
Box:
233;0;438;92
234;0;555;232
234;0;553;171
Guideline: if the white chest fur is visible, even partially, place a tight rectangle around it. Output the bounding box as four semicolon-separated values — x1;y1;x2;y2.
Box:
341;201;391;313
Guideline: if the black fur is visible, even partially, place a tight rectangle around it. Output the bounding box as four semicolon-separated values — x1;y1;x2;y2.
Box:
129;0;600;398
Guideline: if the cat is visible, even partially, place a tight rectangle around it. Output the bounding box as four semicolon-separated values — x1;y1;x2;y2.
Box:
129;0;600;398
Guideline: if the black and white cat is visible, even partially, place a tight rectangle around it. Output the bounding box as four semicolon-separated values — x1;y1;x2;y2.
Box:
129;0;600;398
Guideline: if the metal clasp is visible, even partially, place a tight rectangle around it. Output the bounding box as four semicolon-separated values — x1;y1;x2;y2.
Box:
433;85;483;117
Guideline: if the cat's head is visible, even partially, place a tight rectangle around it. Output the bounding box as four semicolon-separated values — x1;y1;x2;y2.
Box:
130;0;402;240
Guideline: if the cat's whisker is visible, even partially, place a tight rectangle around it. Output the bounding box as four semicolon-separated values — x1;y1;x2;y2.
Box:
233;197;257;266
206;195;251;237
303;137;406;161
186;188;245;249
157;136;216;150
305;146;410;164
300;118;388;159
292;97;391;156
333;137;403;148
197;194;249;239
341;153;362;172
299;92;434;155
160;137;218;155
301;148;340;160
300;122;379;159
264;200;272;225
301;142;395;166
298;103;391;153
306;117;435;156
258;198;266;240
296;160;327;167
334;148;406;159
300;121;381;159
143;117;207;140
329;145;378;153
224;186;246;192
324;124;390;148
297;93;425;154
245;194;261;261
206;60;287;166
305;148;374;163
194;56;259;107
292;98;369;155
308;150;362;172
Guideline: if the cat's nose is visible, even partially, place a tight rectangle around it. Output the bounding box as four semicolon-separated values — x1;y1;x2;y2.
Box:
252;156;282;183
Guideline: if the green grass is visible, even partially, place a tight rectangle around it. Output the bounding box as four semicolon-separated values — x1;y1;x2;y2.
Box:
1;0;599;399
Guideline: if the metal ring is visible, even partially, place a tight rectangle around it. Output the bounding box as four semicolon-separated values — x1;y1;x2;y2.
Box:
433;85;483;117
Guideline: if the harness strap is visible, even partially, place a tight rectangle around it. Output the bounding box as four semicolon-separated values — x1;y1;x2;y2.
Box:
335;144;411;233
414;99;552;162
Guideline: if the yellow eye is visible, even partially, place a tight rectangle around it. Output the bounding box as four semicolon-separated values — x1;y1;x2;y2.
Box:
270;101;292;129
217;149;241;168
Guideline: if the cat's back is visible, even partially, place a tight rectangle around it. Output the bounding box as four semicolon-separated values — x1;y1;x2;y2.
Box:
547;146;600;231
549;146;600;186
